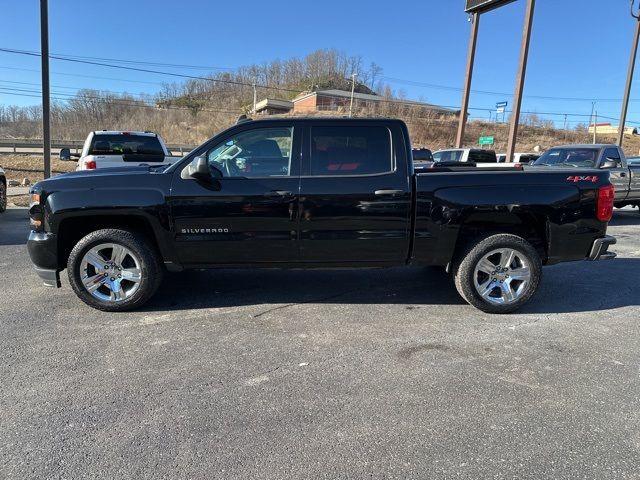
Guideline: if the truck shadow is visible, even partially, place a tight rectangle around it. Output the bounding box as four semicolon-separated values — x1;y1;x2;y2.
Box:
145;258;639;315
0;208;29;246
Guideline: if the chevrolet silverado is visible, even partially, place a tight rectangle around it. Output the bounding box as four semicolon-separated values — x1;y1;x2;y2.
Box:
28;118;616;313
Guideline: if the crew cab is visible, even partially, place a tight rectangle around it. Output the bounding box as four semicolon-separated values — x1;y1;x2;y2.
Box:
532;144;640;210
60;130;179;170
433;148;500;167
27;118;617;314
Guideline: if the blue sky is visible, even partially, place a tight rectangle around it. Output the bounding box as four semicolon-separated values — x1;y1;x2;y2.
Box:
0;0;639;127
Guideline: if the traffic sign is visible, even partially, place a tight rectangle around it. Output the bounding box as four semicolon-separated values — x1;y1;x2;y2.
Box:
496;101;508;108
479;136;495;146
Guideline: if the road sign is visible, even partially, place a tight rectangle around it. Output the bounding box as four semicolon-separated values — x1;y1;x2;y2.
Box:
496;101;508;108
479;136;495;146
465;0;516;13
496;106;505;114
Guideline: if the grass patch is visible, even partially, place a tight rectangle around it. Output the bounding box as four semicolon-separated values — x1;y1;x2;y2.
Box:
0;155;76;183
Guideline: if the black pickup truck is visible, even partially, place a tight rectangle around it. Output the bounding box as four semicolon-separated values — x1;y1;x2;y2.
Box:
27;118;616;314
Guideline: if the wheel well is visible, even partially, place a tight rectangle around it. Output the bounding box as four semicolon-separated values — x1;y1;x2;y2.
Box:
56;215;159;269
455;212;547;262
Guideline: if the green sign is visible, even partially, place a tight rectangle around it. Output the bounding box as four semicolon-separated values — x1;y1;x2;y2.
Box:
479;136;495;146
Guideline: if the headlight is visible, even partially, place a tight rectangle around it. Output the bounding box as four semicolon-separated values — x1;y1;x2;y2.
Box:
29;191;44;231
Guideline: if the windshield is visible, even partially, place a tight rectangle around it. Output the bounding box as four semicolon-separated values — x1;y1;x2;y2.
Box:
533;148;599;168
88;134;164;156
433;150;463;163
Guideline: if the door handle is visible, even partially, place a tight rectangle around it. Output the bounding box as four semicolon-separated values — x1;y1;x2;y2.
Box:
264;190;293;198
374;189;404;196
620;172;627;177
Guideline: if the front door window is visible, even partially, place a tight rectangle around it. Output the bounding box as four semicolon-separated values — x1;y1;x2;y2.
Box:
207;127;293;178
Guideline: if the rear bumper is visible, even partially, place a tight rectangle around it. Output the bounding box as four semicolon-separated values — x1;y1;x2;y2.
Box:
27;231;61;287
587;235;617;261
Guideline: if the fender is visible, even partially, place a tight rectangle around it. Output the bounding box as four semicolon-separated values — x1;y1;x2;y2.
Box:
44;187;179;267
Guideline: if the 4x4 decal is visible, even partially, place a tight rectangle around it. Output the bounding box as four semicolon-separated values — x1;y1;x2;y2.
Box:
567;175;598;183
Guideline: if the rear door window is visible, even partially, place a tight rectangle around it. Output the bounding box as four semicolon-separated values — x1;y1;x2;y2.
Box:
469;150;497;163
310;126;392;176
89;134;164;156
603;148;621;162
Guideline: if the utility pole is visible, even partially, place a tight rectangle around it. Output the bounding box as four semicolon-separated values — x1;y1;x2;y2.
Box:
594;111;597;144
40;0;51;179
590;101;596;144
349;73;358;118
252;83;257;114
506;0;536;163
618;0;640;147
456;12;480;148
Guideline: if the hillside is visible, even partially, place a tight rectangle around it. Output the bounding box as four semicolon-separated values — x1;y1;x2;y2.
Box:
2;47;640;157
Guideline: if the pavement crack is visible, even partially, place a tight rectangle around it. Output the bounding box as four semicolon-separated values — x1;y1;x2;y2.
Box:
252;290;359;318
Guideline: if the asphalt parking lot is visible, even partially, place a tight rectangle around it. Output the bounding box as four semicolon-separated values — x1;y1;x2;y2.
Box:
1;207;640;479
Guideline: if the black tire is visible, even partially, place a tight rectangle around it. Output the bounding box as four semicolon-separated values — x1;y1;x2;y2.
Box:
67;228;163;312
0;181;6;213
453;233;542;314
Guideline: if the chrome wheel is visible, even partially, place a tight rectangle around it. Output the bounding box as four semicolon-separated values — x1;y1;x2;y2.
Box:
79;243;142;302
473;248;531;305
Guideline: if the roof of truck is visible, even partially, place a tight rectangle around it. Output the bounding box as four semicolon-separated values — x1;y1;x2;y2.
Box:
552;144;617;149
93;130;157;136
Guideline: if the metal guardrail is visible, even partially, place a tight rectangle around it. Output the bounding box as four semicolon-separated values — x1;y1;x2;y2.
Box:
0;139;197;156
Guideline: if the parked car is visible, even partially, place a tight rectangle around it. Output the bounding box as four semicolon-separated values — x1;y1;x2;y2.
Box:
532;144;640;209
412;148;434;170
0;166;6;213
60;130;179;170
433;148;499;166
28;118;616;314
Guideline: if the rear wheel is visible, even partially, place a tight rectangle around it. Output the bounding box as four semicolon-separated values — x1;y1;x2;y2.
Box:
453;234;542;314
67;229;163;311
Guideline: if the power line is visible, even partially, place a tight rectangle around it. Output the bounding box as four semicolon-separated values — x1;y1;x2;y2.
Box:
2;47;640;125
1;48;235;71
0;47;299;93
0;88;243;115
0;65;167;86
380;75;633;103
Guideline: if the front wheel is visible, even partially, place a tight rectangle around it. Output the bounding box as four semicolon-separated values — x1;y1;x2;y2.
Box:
67;228;163;311
453;234;542;314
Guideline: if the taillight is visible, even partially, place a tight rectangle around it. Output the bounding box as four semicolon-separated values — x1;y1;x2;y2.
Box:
84;160;96;170
596;184;615;222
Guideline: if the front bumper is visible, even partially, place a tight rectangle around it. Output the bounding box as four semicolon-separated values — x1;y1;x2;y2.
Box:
27;231;61;287
587;235;617;261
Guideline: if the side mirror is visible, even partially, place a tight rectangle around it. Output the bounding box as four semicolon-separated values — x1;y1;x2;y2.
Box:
601;158;619;169
187;155;223;181
528;160;536;166
59;148;71;161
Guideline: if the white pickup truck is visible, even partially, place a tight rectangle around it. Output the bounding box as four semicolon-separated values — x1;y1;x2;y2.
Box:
60;131;180;170
433;148;523;168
